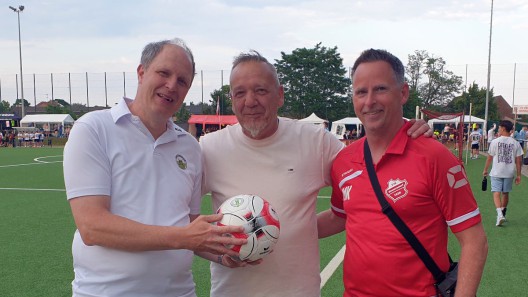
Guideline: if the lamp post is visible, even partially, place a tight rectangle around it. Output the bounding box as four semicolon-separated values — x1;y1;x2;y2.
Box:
484;0;493;134
9;5;25;118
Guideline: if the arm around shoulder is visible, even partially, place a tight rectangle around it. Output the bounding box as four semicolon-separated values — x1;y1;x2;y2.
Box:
317;209;346;238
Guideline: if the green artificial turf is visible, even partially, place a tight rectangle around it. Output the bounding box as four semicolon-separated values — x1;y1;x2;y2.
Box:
1;147;526;296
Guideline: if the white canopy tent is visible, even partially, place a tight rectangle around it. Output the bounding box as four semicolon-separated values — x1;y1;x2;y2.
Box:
20;114;75;127
427;115;485;128
299;113;327;125
331;117;363;139
20;114;75;136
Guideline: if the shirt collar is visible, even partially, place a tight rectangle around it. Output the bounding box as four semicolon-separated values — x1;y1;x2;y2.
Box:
384;120;412;156
110;97;188;138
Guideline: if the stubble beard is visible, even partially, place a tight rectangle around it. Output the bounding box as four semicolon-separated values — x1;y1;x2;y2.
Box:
241;119;267;139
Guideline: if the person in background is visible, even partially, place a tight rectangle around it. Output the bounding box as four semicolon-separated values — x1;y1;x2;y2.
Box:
487;123;496;148
318;48;487;296
63;38;246;297
469;127;483;159
324;121;330;131
517;126;527;153
483;120;523;226
200;50;432;297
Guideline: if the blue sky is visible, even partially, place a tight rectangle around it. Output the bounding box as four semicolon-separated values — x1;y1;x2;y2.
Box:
1;0;527;109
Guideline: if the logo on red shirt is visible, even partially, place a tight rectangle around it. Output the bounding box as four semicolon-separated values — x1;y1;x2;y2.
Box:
385;179;408;203
342;185;352;201
446;165;468;189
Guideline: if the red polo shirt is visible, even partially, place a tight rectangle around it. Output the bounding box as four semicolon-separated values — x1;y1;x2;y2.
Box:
331;121;481;297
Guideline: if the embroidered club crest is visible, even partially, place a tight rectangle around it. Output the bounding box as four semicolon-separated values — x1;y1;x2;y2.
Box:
175;155;187;170
230;197;245;208
384;179;408;203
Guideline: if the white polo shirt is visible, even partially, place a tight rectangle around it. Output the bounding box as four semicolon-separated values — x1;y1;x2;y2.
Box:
63;98;202;297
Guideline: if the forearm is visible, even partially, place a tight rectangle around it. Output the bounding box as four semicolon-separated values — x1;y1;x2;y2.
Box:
454;224;488;297
317;209;346;238
455;244;488;296
483;156;492;174
74;206;186;251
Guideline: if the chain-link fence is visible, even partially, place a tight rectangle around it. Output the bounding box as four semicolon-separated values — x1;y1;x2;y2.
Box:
1;64;528;112
0;69;231;111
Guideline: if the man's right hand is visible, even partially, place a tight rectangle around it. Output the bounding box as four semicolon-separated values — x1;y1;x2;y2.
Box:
183;214;247;257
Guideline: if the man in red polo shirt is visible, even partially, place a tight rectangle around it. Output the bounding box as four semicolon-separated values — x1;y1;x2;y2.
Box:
318;49;488;296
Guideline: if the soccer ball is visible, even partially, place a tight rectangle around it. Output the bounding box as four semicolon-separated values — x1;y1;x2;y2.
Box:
217;194;280;261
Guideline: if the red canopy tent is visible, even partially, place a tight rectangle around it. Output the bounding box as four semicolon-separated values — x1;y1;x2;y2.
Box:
187;115;238;138
188;115;238;126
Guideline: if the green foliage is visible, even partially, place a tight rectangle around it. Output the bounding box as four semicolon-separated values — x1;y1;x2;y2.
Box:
175;102;191;122
275;43;352;121
54;98;70;107
406;50;463;108
446;82;499;120
403;89;422;119
0;100;10;112
46;104;68;114
13;98;30;108
209;85;233;115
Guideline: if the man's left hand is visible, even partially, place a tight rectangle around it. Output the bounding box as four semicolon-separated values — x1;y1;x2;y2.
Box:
407;119;433;138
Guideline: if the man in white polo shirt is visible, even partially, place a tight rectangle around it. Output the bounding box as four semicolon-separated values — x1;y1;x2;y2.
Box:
63;38;246;297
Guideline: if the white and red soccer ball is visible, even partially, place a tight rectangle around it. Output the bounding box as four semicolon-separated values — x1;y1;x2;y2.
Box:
217;194;280;261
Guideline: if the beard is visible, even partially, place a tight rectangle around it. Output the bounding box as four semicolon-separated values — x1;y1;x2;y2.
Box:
240;118;269;139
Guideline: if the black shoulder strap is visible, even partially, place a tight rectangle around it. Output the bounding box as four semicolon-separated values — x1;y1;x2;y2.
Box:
363;140;446;282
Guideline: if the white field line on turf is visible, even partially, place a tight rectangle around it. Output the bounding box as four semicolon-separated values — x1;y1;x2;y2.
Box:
0;155;63;168
320;244;346;289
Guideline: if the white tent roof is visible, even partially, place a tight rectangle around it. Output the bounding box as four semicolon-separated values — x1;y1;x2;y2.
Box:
330;117;363;139
333;117;362;125
428;115;485;128
299;113;327;124
20;114;75;127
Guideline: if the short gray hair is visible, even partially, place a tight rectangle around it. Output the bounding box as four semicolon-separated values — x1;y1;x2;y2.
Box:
231;50;279;84
140;38;195;76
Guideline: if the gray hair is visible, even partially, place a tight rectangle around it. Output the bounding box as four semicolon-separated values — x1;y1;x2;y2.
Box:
140;38;195;76
231;50;279;84
351;49;405;85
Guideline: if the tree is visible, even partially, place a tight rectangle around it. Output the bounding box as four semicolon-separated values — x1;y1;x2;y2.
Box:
405;50;463;108
403;88;422;119
209;85;233;115
446;82;499;121
174;102;191;122
13;98;30;108
275;43;351;121
54;98;71;107
46;105;68;114
0;100;10;113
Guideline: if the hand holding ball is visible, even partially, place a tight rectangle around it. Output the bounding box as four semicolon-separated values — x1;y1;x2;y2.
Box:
216;195;280;261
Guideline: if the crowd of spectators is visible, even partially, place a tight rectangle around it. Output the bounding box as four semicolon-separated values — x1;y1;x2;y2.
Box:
0;129;48;148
